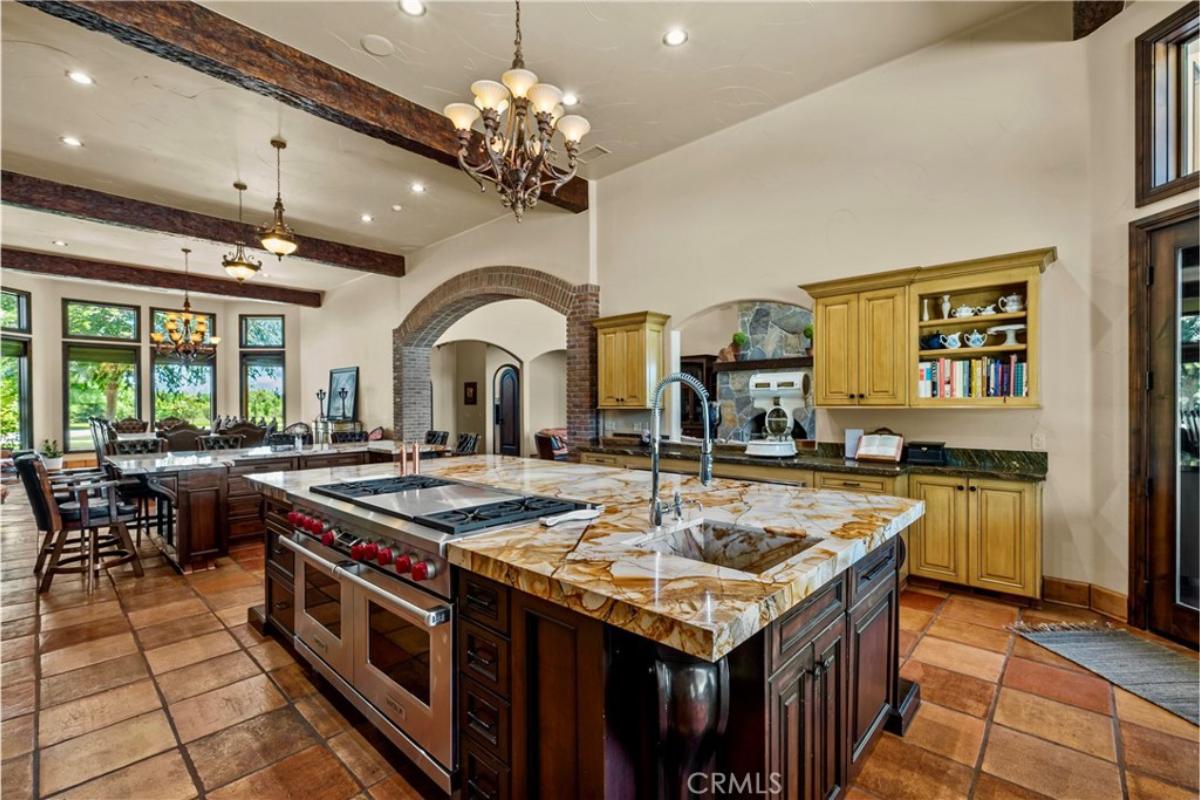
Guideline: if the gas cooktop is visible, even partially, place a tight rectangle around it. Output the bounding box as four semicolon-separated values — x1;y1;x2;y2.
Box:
309;474;587;535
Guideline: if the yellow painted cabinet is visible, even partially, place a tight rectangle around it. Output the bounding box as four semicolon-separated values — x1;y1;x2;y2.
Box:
814;293;858;405
813;289;906;407
908;474;969;585
908;475;1041;599
968;478;1040;598
594;312;668;410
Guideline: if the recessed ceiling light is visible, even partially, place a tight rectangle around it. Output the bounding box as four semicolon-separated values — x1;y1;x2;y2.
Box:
60;135;83;147
66;70;94;85
391;204;403;212
52;239;68;247
399;0;426;16
561;92;579;107
662;28;688;47
360;213;374;223
411;182;426;193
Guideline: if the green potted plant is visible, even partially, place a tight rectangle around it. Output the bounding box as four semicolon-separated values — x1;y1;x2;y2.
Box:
39;439;64;471
803;323;814;353
732;331;750;361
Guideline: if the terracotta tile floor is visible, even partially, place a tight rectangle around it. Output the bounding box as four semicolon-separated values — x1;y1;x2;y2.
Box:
2;487;1197;799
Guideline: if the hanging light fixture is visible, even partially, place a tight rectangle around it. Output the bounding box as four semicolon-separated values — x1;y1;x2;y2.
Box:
151;248;220;361
223;181;262;282
258;136;298;258
443;0;590;221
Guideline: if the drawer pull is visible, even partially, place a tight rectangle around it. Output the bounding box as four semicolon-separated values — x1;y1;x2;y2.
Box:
467;709;496;736
467;647;495;668
467;778;498;800
466;592;497;612
859;553;895;585
272;600;290;611
842;481;861;487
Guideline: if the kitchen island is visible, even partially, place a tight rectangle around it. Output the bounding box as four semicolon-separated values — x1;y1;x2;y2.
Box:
248;455;924;799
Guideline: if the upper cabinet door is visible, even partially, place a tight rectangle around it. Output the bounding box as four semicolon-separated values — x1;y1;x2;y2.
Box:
596;328;626;407
622;326;648;407
857;287;907;406
815;293;859;406
968;478;1040;598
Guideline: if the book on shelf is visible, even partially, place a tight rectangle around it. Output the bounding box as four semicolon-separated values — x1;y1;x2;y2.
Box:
917;354;1027;400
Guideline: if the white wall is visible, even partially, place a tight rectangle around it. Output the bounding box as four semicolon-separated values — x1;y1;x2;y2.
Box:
0;272;302;450
595;2;1118;589
679;303;739;357
527;349;568;453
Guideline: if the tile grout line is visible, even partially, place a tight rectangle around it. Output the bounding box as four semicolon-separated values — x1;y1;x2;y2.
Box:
963;605;1017;798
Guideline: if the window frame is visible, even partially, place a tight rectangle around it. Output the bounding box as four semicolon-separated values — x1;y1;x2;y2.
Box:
1136;3;1200;207
2;288;31;335
150;305;217;346
150;352;218;430
239;314;285;349
239;350;286;420
62;298;141;343
61;341;142;453
1;335;33;450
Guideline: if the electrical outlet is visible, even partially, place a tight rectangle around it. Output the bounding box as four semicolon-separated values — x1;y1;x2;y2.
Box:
1031;430;1047;451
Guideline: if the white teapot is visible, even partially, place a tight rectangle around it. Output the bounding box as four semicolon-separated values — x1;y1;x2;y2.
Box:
998;293;1024;313
975;304;997;315
964;330;988;348
939;332;964;349
950;304;976;318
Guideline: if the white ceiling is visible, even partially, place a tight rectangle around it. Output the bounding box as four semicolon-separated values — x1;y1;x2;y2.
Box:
205;0;1022;178
1;0;1023;297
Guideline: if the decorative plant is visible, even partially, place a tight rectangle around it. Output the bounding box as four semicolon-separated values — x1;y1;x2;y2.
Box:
731;331;750;349
803;323;813;343
39;439;63;458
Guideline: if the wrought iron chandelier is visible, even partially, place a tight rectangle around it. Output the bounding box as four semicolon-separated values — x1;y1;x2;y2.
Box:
151;248;220;361
223;181;262;282
258;136;298;258
443;0;590;221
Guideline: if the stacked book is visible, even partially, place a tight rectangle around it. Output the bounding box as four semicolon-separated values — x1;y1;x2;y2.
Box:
917;355;1027;399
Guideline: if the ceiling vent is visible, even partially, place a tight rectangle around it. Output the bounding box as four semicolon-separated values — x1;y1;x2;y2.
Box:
577;144;612;164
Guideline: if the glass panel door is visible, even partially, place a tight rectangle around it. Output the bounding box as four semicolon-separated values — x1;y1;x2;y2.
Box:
1177;244;1198;611
304;562;345;640
366;599;432;705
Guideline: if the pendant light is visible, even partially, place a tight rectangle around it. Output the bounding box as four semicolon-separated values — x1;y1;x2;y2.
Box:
151;248;220;361
223;181;262;282
258;136;298;259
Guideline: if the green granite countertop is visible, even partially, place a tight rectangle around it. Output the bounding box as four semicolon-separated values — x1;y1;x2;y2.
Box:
579;441;1047;482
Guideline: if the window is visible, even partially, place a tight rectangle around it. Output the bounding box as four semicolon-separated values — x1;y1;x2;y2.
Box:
63;344;139;452
0;338;32;449
152;355;216;428
240;315;284;348
241;352;285;420
151;307;215;344
1136;5;1200;205
63;299;140;341
2;289;30;334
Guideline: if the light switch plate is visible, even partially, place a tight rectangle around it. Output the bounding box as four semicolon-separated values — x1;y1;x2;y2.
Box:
1031;430;1047;451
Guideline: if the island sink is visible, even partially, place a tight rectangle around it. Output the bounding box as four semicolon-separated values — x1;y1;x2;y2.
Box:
633;517;821;574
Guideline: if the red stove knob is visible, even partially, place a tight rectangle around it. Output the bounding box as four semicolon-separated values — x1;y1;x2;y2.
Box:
350;543;364;560
411;560;435;581
376;547;394;566
287;511;300;525
320;531;335;547
362;542;379;560
304;518;320;534
394;554;413;574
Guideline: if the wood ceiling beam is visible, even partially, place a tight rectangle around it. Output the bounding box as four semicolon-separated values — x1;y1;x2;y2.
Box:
23;0;589;215
2;171;404;278
1072;2;1125;39
2;248;324;308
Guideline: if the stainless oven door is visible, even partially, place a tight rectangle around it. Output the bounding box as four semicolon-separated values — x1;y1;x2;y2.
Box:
280;534;355;679
344;564;455;770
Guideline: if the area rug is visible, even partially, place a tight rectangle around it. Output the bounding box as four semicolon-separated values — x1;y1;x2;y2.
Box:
1012;624;1199;725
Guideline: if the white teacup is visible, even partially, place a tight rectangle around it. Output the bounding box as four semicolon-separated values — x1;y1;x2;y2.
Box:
976;304;997;315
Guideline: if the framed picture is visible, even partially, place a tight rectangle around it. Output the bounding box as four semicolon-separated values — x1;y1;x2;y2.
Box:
327;367;359;420
463;381;478;406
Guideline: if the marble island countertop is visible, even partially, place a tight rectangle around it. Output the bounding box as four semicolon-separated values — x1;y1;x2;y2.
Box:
248;455;924;662
106;440;439;475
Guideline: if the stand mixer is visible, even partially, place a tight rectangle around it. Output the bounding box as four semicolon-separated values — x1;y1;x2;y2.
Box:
744;370;811;457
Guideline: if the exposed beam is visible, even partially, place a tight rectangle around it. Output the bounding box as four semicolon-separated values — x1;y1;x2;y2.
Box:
1073;1;1125;40
23;0;589;215
2;248;324;308
2;171;404;278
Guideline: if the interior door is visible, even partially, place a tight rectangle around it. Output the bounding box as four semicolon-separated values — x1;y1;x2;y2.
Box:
1142;214;1200;646
815;294;858;405
494;365;520;456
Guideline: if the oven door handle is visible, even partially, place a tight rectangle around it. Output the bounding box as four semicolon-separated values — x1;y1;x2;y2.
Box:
277;533;342;573
338;566;452;628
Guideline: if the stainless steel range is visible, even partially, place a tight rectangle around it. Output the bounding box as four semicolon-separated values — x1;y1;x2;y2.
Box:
275;474;588;793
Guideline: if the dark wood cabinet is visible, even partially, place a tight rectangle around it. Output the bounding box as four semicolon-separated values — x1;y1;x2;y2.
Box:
300;451;369;469
847;566;899;768
227;457;297;544
175;468;226;560
680;354;717;438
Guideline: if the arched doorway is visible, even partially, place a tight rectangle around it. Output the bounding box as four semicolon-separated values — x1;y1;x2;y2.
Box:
493;364;520;456
392;266;599;449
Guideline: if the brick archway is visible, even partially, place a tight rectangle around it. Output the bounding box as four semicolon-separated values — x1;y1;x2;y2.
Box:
393;266;599;449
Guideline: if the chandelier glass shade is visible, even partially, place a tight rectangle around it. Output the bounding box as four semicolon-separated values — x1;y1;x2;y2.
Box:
443;0;590;221
151;248;220;362
258;137;298;258
223;181;262;282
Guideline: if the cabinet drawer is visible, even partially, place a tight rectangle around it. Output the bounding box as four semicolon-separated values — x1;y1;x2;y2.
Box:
228;494;262;519
850;539;897;606
813;473;890;494
301;453;366;469
266;567;294;636
463;744;510;800
460;678;511;763
266;531;294;578
228;517;264;541
460;621;510;697
459;574;510;635
580;453;622;467
770;573;845;674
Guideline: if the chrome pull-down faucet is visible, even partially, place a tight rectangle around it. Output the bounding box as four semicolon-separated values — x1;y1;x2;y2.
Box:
649;372;713;527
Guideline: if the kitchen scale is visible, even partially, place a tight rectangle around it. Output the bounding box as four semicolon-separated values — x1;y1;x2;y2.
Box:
745;405;798;457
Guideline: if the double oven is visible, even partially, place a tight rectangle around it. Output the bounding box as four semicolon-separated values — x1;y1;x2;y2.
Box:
278;533;455;789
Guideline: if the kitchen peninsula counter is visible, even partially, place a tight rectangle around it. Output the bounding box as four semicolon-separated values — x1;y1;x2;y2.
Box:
249;455;923;661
